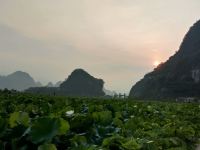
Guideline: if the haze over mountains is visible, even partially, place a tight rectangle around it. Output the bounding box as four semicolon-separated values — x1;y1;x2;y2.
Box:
129;20;200;99
0;69;116;97
1;20;200;99
0;71;41;91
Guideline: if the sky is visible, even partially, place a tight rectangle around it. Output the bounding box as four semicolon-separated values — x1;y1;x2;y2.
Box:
0;0;200;93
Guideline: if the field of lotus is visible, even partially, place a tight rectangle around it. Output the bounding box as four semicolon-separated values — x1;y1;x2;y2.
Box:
0;90;199;150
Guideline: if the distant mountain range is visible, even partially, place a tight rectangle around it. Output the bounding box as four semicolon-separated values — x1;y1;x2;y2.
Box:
0;70;116;97
0;71;41;91
3;20;200;99
129;20;200;99
45;81;63;87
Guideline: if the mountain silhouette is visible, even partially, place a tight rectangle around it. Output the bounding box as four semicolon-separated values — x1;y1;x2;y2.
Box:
0;71;41;91
129;20;200;99
26;69;105;97
46;82;54;87
55;81;63;87
60;69;105;96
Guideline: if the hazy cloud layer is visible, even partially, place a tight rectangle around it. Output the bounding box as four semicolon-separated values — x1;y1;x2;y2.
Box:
0;0;200;93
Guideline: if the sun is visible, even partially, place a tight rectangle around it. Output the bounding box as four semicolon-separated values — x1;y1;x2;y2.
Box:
153;61;160;67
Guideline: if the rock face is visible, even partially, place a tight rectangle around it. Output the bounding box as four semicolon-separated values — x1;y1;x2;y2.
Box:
129;20;200;99
0;71;41;91
60;69;105;97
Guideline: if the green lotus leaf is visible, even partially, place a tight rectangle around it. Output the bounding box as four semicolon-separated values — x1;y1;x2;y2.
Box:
58;118;70;135
9;112;29;128
31;117;69;144
122;138;141;150
38;144;57;150
92;111;112;126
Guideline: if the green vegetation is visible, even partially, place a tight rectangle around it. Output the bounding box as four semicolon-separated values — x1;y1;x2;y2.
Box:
0;90;199;150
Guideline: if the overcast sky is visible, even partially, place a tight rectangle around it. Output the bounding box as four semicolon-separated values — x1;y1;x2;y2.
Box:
0;0;200;93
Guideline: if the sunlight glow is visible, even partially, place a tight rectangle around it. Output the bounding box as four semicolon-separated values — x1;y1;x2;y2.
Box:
153;61;160;67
